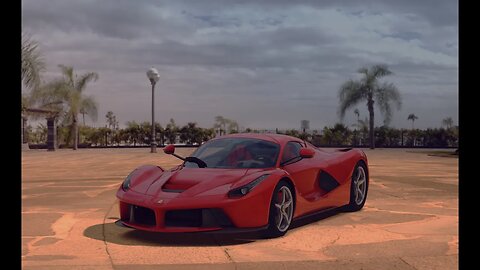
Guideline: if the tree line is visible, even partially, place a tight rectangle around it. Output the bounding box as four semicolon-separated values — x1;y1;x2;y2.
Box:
306;123;457;148
26;119;458;148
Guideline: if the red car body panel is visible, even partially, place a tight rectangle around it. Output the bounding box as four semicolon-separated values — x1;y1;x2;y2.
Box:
116;133;368;232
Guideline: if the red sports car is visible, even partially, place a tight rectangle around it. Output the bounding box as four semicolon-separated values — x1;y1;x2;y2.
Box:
116;133;369;237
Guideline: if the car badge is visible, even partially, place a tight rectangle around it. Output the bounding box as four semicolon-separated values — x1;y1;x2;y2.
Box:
157;199;164;204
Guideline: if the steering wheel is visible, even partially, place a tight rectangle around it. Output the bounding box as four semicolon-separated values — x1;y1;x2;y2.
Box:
185;156;208;168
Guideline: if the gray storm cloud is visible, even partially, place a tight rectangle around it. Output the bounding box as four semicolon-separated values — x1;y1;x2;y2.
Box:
22;0;458;130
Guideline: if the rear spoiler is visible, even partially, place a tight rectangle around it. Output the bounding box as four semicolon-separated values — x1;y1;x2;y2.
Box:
337;148;353;152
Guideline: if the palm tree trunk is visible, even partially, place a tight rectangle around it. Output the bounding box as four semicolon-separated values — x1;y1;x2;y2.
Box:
72;115;78;150
367;96;375;149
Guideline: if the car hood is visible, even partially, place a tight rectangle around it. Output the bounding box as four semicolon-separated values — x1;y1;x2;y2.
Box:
138;167;268;198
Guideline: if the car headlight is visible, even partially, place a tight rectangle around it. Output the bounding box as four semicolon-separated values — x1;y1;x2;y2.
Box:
228;174;270;198
122;173;133;191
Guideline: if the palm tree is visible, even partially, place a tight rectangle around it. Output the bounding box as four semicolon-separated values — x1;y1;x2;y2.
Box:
79;97;98;126
227;120;239;133
105;111;115;145
106;111;114;128
442;117;454;129
407;114;418;129
338;64;402;149
22;33;45;91
33;65;99;150
21;34;46;147
125;121;141;146
214;116;239;135
164;118;178;144
214;116;228;135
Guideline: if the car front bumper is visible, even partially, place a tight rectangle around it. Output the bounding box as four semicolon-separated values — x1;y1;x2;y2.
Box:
115;186;272;232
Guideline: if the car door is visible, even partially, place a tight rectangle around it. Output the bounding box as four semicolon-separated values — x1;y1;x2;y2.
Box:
281;141;337;216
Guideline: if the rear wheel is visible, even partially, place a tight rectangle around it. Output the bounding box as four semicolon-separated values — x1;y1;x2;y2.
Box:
343;162;369;212
263;181;295;238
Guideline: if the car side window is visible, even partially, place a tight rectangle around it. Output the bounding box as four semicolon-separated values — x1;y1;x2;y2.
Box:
281;142;303;164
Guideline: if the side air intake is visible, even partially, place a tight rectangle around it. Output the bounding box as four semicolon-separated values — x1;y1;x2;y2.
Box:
318;171;340;192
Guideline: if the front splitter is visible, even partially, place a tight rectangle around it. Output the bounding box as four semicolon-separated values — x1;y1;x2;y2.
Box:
114;219;267;234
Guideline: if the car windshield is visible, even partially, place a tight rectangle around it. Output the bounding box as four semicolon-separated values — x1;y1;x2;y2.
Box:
184;138;280;169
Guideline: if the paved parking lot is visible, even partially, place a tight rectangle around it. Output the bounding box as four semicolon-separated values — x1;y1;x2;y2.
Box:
22;148;458;270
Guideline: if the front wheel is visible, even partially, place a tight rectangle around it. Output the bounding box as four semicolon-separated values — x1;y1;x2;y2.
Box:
263;181;295;238
343;162;369;212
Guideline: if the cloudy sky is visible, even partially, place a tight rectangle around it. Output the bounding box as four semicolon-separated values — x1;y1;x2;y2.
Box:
22;0;458;130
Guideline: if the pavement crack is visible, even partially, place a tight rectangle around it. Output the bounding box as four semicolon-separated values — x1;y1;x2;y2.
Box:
212;234;237;269
375;190;403;198
330;234;341;245
223;248;238;270
399;257;418;270
223;248;233;262
102;200;117;270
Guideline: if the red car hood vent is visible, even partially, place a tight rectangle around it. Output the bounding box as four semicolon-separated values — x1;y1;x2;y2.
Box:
162;181;195;193
145;168;261;197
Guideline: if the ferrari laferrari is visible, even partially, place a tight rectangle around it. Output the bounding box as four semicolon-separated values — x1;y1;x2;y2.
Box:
116;133;369;237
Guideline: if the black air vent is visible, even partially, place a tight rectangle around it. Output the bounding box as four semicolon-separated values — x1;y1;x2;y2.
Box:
162;188;184;193
165;209;234;228
123;204;156;226
318;171;340;192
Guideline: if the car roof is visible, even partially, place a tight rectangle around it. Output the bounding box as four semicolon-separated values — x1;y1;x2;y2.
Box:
213;133;302;145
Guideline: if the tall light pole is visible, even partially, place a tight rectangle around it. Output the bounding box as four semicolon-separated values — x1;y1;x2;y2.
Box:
146;67;160;153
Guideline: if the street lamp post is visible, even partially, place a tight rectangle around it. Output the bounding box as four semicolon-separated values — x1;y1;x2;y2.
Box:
146;67;160;153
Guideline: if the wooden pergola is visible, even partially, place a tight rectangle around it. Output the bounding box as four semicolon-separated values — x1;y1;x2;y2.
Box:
22;108;60;151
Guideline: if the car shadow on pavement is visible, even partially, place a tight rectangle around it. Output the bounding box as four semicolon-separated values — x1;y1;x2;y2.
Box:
83;208;342;247
289;208;342;231
84;222;258;246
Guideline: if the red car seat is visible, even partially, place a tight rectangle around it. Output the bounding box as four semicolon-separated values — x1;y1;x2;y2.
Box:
226;145;253;166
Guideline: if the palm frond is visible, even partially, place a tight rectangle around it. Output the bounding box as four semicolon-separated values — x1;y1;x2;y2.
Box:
338;80;366;119
407;114;418;121
21;34;45;90
375;82;401;124
58;65;75;86
22;94;32;112
357;67;369;76
31;79;70;105
76;72;99;92
80;96;98;122
44;79;70;98
371;64;392;78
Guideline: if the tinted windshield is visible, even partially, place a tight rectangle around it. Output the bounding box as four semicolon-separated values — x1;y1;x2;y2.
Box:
184;138;280;169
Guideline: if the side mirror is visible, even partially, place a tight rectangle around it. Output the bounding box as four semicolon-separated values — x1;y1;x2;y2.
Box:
299;148;315;158
163;144;175;155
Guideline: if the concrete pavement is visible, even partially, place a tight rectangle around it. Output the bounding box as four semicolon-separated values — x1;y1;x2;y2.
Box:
22;148;458;269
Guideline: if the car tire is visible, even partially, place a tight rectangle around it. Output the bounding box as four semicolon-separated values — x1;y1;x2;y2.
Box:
263;180;295;238
343;161;369;212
